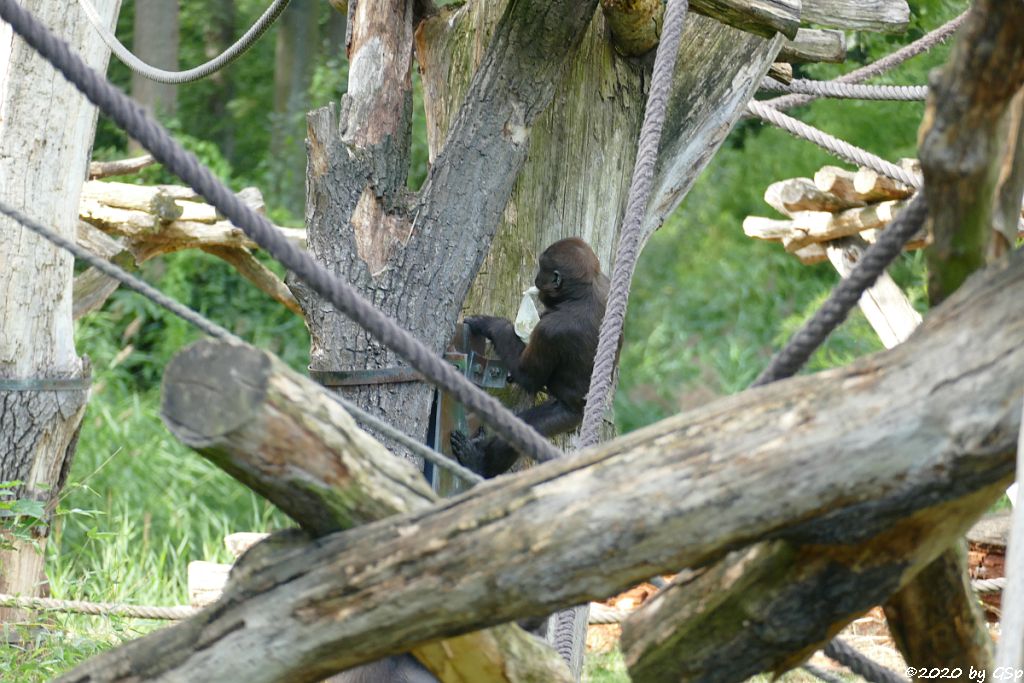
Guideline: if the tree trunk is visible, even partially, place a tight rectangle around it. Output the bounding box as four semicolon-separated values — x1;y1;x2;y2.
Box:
130;0;178;120
203;0;236;163
0;0;121;622
271;1;320;216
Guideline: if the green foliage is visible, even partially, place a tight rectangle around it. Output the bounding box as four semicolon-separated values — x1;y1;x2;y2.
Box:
615;0;962;432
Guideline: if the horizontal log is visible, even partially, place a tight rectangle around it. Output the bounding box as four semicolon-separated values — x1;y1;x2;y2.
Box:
852;167;914;202
801;0;909;33
778;28;846;63
813;165;859;203
81;180;182;222
764;176;861;215
744;199;907;250
767;62;793;84
88;154;156;180
60;246;1024;683
691;0;801;40
160;340;571;683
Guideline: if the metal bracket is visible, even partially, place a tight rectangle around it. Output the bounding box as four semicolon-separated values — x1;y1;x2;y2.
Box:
0;376;91;392
309;367;424;387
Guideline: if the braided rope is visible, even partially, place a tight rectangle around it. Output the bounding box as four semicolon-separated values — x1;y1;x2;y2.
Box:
0;200;482;486
824;638;908;683
0;0;561;466
973;577;1006;594
0;593;196;620
765;11;966;112
77;0;290;84
802;664;847;683
760;79;927;102
746;100;921;190
578;0;689;449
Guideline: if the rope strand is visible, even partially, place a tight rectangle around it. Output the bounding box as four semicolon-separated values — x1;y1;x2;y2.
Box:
578;0;689;449
76;0;290;84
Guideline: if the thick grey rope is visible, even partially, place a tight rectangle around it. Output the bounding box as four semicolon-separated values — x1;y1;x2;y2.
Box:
77;0;290;84
0;201;482;486
0;593;196;620
825;639;907;683
0;0;562;466
802;664;847;683
578;0;689;449
760;79;927;102
746;100;921;190
764;11;966;112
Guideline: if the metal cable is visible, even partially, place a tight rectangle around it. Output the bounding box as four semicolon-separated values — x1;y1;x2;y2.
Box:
0;593;196;620
824;638;908;683
578;0;689;449
76;0;290;84
0;200;481;486
760;79;927;102
0;0;562;466
753;192;928;386
746;100;921;190
764;11;966;112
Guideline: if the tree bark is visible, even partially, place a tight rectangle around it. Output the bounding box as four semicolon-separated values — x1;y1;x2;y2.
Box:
920;0;1024;303
0;0;120;622
58;244;1024;683
159;339;571;682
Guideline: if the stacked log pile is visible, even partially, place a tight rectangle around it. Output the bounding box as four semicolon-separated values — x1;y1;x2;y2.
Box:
75;179;306;318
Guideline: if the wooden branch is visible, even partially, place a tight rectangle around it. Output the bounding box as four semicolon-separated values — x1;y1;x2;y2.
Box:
883;543;994;674
801;0;909;33
60;248;1024;683
600;0;663;57
690;0;800;40
88;154;156;179
825;236;920;349
73;221;136;319
814;165;860;203
767;62;793;84
852;166;914;203
919;0;1024;303
992;90;1024;257
622;483;1002;681
778;29;846;64
81;181;182;222
765;176;861;215
159;340;571;683
745;200;906;251
200;246;303;317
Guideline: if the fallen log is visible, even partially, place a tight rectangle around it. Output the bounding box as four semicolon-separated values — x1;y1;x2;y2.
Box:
159;339;572;683
60;245;1024;683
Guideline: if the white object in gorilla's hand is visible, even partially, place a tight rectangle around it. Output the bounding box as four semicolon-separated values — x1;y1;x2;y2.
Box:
514;286;541;342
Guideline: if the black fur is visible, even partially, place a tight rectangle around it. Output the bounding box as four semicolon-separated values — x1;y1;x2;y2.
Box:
451;237;609;477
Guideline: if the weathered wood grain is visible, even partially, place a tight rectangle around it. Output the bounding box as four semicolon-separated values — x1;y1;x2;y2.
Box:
778;29;846;63
920;0;1024;302
61;246;1024;683
160;339;572;683
801;0;909;33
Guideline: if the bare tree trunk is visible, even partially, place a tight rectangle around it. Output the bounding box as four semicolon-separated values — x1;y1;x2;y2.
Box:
0;0;121;622
130;0;178;119
271;1;320;216
203;0;235;163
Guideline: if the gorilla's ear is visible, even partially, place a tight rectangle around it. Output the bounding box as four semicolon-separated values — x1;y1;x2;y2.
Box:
552;269;562;289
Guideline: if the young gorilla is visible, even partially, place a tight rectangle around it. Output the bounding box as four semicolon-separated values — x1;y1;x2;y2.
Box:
451;237;609;477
